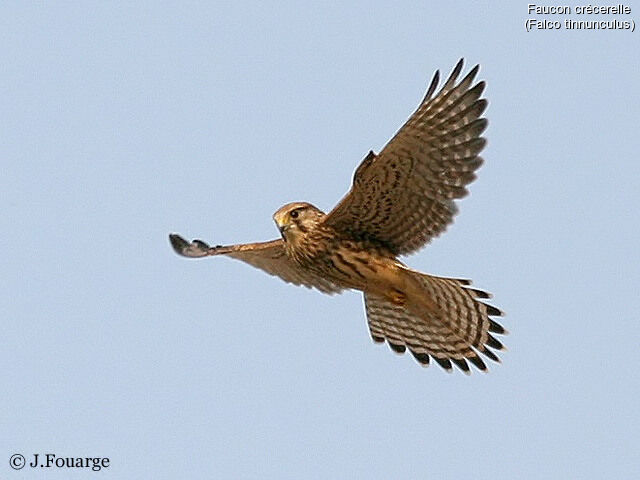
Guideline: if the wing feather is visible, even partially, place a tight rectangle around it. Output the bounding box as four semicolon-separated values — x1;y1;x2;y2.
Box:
324;59;487;255
169;234;342;294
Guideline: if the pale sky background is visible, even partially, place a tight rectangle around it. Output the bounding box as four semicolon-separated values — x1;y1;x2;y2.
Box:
2;2;639;479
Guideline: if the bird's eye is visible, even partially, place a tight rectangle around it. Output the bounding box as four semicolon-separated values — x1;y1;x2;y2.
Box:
290;210;299;219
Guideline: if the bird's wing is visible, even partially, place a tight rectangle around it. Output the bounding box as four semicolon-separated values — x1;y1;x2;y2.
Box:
169;234;343;294
323;59;487;256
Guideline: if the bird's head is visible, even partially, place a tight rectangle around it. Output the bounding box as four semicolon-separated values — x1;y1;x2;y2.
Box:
273;202;324;241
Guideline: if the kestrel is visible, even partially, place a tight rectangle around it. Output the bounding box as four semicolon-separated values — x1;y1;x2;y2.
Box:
170;59;506;373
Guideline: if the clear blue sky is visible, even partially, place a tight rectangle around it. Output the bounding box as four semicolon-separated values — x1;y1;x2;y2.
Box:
2;2;639;479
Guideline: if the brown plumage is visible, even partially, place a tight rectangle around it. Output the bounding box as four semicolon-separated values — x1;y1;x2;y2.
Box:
170;59;506;374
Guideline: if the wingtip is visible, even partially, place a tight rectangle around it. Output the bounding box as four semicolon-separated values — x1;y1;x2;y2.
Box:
193;239;211;249
168;232;213;258
451;58;464;78
169;233;187;252
424;58;472;102
421;69;441;104
468;63;480;78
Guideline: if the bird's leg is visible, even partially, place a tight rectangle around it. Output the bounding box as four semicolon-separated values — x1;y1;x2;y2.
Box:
386;288;407;306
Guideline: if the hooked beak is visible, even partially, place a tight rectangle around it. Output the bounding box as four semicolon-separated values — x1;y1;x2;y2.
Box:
273;212;289;236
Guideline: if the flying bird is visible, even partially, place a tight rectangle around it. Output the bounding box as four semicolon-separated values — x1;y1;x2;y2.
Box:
170;59;506;374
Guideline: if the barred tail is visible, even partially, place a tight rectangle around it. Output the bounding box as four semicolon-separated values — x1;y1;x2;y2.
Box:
364;270;506;373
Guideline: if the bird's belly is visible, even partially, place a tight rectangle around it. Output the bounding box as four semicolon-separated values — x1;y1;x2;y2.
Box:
307;246;404;293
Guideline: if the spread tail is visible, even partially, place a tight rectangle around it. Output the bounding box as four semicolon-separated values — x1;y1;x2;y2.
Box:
364;270;506;373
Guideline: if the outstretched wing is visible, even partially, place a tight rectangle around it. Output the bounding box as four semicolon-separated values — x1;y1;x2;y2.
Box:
169;234;343;294
323;59;487;256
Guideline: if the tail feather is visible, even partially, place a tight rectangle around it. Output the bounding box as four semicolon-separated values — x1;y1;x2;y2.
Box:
364;271;506;373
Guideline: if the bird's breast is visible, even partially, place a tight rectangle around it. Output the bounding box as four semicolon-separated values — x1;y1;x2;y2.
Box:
287;230;399;291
